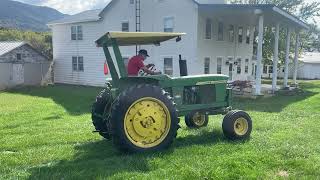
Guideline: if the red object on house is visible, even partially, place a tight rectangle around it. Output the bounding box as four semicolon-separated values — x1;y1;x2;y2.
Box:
104;63;109;75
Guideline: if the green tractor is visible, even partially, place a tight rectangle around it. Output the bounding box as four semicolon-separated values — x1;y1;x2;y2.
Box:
92;32;252;153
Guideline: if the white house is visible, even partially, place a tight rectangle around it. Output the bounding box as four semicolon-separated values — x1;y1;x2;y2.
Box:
260;51;320;80
48;0;308;94
297;52;320;79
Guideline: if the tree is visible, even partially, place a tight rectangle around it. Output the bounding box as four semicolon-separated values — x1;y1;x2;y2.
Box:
0;27;52;59
229;0;320;64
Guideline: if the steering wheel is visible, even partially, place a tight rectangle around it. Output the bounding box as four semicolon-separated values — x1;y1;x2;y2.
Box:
138;65;158;76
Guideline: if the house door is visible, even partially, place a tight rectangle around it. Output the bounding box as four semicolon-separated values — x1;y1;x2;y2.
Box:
12;64;24;85
229;64;233;81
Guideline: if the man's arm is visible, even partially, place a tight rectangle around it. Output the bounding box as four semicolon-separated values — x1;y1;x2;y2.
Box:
146;64;155;68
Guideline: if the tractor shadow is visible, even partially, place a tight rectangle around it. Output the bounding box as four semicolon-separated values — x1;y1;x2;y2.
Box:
6;84;102;115
232;88;318;113
27;130;232;179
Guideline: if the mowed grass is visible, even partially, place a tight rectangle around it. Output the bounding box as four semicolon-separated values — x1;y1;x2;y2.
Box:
1;82;320;179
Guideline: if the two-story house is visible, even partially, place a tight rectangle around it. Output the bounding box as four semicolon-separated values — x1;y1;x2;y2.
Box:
48;0;308;92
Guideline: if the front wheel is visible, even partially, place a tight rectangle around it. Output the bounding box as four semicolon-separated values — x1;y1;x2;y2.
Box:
222;110;252;140
185;112;209;128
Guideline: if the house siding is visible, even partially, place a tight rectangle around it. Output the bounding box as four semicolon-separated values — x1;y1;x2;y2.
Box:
51;0;260;87
52;0;199;86
197;10;255;81
139;0;199;76
53;0;138;86
52;22;108;86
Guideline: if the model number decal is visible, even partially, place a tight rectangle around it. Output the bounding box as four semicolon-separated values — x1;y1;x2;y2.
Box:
196;80;226;85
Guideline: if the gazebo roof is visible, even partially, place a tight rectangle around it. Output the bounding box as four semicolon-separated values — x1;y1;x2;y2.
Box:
198;4;309;30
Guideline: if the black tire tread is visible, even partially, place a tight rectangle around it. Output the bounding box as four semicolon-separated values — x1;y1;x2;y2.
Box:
91;89;113;139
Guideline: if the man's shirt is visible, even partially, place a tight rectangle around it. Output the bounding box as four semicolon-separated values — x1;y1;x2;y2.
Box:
127;55;145;76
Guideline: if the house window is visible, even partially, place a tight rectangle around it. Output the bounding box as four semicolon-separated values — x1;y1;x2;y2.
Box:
269;66;273;73
218;22;224;41
204;57;210;74
122;21;129;32
246;27;250;44
263;65;268;74
217;57;222;74
238;27;243;43
237;58;242;74
77;26;83;40
228;25;234;42
164;57;173;75
245;59;249;73
205;18;212;39
71;25;83;40
72;56;84;72
17;53;22;60
164;17;174;32
130;0;134;4
252;63;255;76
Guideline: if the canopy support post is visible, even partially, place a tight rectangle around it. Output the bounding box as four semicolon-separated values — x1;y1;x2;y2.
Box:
255;14;264;95
284;28;291;88
293;31;300;85
272;23;280;93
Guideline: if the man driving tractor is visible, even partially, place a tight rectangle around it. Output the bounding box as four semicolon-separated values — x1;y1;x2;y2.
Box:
127;49;161;76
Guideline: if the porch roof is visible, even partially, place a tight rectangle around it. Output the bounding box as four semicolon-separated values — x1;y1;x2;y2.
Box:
198;4;309;30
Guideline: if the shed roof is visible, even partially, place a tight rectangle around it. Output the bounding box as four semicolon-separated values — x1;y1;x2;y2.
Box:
0;41;26;56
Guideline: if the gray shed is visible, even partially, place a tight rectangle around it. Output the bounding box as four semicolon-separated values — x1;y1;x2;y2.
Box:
0;41;50;90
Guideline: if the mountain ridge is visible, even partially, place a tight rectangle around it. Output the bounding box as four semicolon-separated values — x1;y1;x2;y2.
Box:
0;0;68;32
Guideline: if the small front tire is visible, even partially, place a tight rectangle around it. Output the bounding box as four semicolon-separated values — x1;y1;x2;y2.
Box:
185;112;209;128
222;110;252;140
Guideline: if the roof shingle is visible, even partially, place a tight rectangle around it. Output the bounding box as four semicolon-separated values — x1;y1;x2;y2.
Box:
48;9;102;25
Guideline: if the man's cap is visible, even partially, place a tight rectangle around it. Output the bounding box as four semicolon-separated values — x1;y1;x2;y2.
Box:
139;49;149;57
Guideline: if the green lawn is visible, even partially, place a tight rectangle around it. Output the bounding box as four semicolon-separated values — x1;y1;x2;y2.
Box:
1;81;320;179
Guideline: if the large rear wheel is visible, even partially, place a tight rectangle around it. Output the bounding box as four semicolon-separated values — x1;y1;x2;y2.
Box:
110;85;179;153
91;88;113;139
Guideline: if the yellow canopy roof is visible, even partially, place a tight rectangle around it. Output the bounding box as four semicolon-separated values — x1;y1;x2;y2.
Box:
96;31;186;46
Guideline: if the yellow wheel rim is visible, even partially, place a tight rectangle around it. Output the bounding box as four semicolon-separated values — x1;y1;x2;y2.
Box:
124;97;171;148
192;112;206;127
234;118;249;136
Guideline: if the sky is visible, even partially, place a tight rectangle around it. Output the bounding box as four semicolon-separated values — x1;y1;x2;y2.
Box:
15;0;112;15
13;0;320;24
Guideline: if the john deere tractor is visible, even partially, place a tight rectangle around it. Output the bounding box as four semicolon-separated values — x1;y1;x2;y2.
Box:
92;32;252;153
